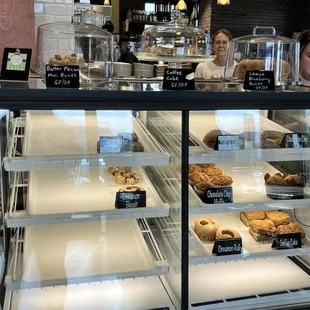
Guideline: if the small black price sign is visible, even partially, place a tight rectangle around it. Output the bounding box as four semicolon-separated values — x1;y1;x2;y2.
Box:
115;191;146;209
163;68;195;91
272;233;302;250
98;136;122;153
212;238;242;256
203;187;233;204
214;135;245;151
46;65;80;88
244;70;275;91
280;133;310;148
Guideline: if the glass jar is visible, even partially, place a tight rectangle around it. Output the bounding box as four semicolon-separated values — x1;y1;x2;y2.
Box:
224;26;300;87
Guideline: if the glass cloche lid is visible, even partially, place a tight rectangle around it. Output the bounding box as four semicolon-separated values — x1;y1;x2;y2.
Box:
224;26;300;87
136;11;210;63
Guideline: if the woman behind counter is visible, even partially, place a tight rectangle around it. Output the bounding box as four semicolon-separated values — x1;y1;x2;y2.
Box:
298;30;310;86
195;29;236;80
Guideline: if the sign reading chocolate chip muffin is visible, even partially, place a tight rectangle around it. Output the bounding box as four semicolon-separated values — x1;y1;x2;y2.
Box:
115;185;146;209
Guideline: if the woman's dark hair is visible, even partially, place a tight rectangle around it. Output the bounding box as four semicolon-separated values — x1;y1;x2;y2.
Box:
211;29;233;45
298;30;310;55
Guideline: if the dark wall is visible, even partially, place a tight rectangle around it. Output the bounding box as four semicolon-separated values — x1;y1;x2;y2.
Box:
200;0;310;38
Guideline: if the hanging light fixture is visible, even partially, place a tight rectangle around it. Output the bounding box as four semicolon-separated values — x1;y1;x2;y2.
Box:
104;0;110;5
176;0;187;11
217;0;230;5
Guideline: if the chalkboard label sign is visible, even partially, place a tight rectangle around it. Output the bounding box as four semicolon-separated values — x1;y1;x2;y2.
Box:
98;136;122;153
202;187;233;204
244;70;275;91
214;135;245;151
212;238;242;256
280;133;310;148
115;191;146;209
163;69;195;91
272;233;302;250
46;65;80;88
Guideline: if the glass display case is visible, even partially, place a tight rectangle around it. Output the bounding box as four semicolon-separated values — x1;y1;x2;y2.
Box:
224;26;300;88
136;11;210;63
1;83;310;310
33;21;114;81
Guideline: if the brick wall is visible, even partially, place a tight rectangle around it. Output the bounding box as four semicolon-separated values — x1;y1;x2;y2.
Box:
200;0;309;38
198;0;212;31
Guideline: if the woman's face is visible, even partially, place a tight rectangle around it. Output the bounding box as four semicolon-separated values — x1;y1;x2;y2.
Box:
300;43;310;81
213;33;230;57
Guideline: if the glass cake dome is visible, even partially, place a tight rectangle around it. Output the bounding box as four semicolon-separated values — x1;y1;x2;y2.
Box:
224;26;300;87
136;11;210;63
33;21;114;81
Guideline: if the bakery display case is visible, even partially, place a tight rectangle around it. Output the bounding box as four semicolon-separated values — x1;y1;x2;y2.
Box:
2;85;310;310
33;22;114;81
224;26;300;88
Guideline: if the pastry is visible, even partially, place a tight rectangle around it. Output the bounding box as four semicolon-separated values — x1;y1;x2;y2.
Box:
194;181;214;197
250;219;276;234
198;164;216;169
240;211;266;227
262;131;285;140
284;174;305;186
194;217;219;241
189;165;203;174
265;211;291;227
115;171;140;185
188;172;210;186
265;175;286;186
276;223;305;237
204;167;224;177
210;175;233;187
119;185;145;192
261;140;281;149
203;130;229;149
216;228;240;240
108;167;132;176
249;227;273;242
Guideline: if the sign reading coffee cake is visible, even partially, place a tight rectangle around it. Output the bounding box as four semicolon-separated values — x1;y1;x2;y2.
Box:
272;233;302;250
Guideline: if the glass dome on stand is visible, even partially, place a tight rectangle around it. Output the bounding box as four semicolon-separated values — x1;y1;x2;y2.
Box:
224;26;301;90
33;19;114;82
135;10;211;64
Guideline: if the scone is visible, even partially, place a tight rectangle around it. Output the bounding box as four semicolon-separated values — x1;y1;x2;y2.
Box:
204;167;224;177
265;211;291;227
203;130;229;149
189;164;203;174
240;211;266;227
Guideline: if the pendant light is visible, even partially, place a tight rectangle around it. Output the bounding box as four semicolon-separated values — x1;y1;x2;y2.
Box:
217;0;230;5
104;0;110;5
176;0;187;11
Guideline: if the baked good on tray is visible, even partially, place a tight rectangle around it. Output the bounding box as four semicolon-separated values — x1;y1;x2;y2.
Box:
240;211;266;227
203;129;229;149
264;173;305;200
249;219;276;241
216;228;240;240
253;130;285;149
265;210;291;227
276;223;305;237
210;175;233;187
189;172;211;186
115;171;140;185
194;217;219;241
108;167;132;176
119;185;145;192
